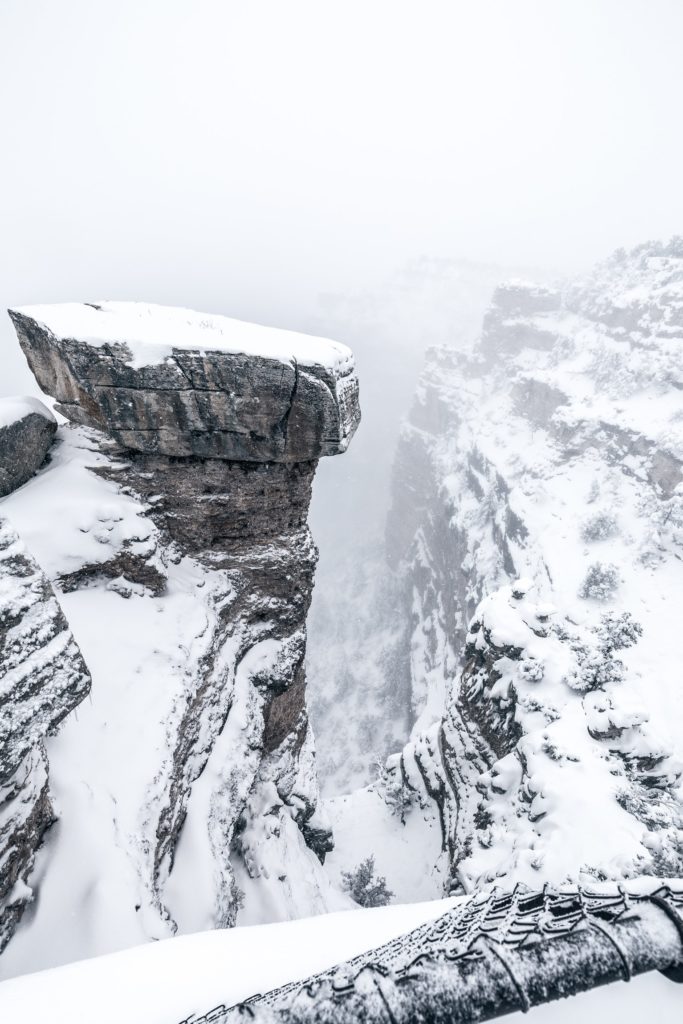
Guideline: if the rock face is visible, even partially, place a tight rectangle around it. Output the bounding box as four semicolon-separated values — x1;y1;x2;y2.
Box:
0;514;90;950
376;240;683;893
3;302;359;967
9;302;359;463
0;397;56;498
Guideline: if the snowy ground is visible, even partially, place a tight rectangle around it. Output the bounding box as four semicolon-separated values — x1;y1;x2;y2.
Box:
323;786;445;904
0;423;343;978
0;897;679;1024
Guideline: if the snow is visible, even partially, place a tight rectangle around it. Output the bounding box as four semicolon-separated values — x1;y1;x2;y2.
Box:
0;897;679;1024
11;301;354;373
2;245;683;1021
0;428;222;970
0;422;344;978
324;786;445;905
320;246;683;917
0;395;55;428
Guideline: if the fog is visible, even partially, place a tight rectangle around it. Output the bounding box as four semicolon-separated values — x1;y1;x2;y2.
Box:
2;1;683;383
2;0;682;549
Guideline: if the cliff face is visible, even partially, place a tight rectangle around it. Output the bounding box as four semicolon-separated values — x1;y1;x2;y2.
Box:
376;240;683;893
0;513;91;951
0;396;91;950
1;303;359;974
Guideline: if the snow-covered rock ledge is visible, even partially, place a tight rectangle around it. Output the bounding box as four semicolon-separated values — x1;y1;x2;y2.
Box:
9;302;360;462
1;302;360;970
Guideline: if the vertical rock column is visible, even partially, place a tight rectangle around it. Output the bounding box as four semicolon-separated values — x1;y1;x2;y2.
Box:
9;302;360;925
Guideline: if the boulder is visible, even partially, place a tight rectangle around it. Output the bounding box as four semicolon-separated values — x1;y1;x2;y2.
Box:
0;397;56;498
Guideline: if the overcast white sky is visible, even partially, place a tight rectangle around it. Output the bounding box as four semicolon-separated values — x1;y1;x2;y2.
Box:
2;0;683;391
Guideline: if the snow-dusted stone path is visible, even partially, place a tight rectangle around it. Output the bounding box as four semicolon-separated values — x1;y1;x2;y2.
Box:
0;889;680;1024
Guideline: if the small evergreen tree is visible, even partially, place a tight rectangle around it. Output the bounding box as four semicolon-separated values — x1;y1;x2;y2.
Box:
596;611;643;653
578;561;620;601
341;855;394;907
375;757;415;823
561;611;643;693
586;479;601;504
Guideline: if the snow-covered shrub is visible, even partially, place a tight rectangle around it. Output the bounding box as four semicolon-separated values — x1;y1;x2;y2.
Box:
565;648;626;693
375;756;415;822
580;511;619;542
229;876;245;914
561;611;642;692
638;486;683;564
519;657;544;682
596;611;643;653
578;561;620;601
341;856;393;907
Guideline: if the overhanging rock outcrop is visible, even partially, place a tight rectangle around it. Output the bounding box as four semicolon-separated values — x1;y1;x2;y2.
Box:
8;301;361;933
9;302;359;463
10;302;360;554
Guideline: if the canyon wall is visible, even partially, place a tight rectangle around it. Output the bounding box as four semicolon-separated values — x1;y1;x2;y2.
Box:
379;240;683;891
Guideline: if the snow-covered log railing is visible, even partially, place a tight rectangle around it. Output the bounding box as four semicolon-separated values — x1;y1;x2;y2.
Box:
180;883;683;1024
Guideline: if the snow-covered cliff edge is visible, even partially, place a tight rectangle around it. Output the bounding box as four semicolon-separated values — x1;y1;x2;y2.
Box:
0;303;360;974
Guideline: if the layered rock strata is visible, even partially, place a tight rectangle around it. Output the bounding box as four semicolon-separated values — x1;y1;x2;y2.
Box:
7;302;360;943
9;302;358;463
0;514;90;949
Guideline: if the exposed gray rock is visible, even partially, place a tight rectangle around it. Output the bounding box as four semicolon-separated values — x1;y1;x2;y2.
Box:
480;282;561;360
0;514;91;949
8;302;360;936
512;377;569;429
9;303;360;463
108;454;318;553
0;397;56;498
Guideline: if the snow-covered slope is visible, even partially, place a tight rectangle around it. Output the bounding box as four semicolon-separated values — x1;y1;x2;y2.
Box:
328;239;683;899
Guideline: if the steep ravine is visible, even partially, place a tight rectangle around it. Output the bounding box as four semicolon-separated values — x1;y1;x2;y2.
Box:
325;240;683;900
